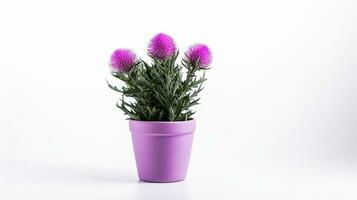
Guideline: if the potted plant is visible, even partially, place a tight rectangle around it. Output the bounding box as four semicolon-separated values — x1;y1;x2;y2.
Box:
106;33;212;182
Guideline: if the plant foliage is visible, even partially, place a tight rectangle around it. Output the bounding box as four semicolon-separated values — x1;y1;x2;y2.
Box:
107;52;208;121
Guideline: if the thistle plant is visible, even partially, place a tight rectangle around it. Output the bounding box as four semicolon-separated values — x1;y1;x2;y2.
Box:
107;33;212;121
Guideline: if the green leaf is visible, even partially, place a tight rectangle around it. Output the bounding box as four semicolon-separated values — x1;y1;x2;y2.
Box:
106;80;122;93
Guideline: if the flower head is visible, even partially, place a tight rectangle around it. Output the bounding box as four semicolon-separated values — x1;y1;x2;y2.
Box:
110;49;137;72
185;44;212;68
148;33;176;59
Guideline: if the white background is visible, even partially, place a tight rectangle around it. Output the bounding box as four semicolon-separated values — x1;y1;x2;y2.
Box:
1;0;357;199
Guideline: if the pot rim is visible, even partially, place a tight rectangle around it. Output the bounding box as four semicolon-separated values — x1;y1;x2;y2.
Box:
128;118;195;124
129;119;196;135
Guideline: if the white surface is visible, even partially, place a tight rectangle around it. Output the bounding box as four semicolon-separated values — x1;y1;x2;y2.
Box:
1;0;357;199
1;160;357;199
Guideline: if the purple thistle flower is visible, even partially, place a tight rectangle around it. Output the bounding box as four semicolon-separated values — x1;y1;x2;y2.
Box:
185;44;212;69
148;33;176;59
110;49;137;73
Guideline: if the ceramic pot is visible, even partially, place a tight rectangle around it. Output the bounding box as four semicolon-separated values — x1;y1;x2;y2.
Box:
129;119;195;182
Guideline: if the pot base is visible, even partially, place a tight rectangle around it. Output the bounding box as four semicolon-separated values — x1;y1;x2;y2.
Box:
139;178;185;183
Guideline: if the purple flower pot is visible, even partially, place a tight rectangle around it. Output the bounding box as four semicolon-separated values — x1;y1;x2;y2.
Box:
129;119;196;183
